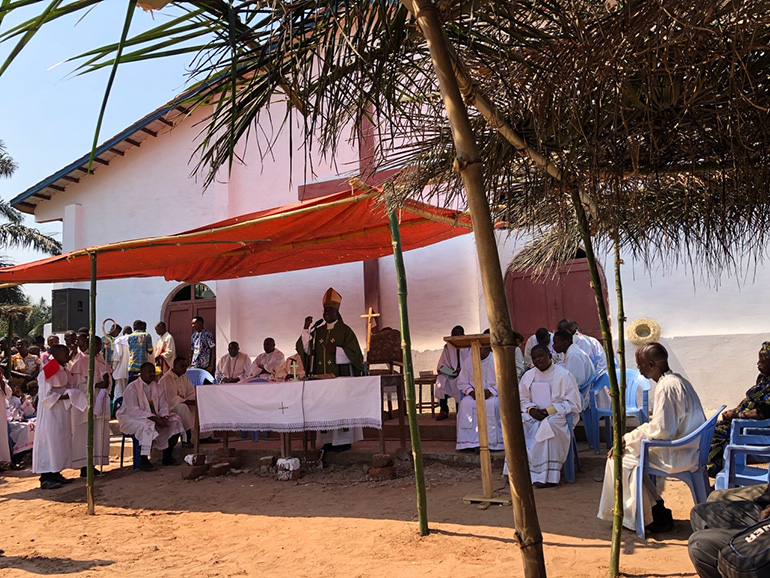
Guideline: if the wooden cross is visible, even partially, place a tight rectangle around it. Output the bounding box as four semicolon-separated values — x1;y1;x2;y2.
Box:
360;306;381;351
278;402;289;414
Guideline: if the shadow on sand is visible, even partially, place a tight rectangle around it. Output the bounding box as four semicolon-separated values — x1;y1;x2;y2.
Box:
0;554;113;574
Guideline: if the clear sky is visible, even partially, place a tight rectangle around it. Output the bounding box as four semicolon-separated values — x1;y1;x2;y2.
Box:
0;4;194;303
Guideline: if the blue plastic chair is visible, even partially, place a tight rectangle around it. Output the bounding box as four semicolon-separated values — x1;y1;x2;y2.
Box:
581;372;605;452
186;368;215;386
563;412;582;483
588;369;651;454
729;417;770;445
635;405;725;539
113;397;141;470
714;418;770;490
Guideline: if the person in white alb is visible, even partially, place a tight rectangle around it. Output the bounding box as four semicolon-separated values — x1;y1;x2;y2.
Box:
216;341;251;383
32;345;87;489
1;376;12;464
558;319;607;375
515;344;581;486
117;362;185;471
552;329;596;410
154;321;176;376
455;331;504;452
248;337;285;379
434;325;471;421
597;342;706;534
70;336;112;478
159;356;197;443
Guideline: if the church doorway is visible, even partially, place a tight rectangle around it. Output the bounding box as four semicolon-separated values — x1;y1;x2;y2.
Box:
163;283;216;362
505;258;609;343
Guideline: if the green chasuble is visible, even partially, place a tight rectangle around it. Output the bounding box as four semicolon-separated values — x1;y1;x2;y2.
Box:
296;321;365;377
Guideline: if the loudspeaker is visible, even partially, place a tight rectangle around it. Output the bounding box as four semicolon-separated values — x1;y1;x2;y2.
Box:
51;288;90;333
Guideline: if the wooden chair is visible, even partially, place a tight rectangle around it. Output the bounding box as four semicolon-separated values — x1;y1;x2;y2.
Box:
366;327;403;375
366;327;403;420
366;328;407;451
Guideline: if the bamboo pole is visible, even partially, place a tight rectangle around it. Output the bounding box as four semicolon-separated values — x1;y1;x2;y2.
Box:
568;189;622;577
405;1;545;575
86;253;96;515
611;238;627;576
614;241;627;433
387;201;429;536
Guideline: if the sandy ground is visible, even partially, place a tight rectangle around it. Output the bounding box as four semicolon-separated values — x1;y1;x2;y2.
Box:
0;446;699;578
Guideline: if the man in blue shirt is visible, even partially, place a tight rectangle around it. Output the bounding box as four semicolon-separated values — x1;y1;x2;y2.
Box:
127;320;154;383
190;316;216;373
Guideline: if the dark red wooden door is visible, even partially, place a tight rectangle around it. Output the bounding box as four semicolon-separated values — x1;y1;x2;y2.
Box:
164;284;216;361
505;259;609;343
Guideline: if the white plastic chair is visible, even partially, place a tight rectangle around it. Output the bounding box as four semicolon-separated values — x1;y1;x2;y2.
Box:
635;405;725;538
186;368;215;386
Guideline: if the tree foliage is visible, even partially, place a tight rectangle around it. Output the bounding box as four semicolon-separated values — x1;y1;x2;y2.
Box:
0;295;51;337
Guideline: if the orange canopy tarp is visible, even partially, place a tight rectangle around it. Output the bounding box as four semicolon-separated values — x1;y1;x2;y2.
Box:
0;186;472;285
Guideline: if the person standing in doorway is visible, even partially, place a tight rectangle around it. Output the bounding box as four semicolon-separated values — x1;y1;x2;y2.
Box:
190;316;216;374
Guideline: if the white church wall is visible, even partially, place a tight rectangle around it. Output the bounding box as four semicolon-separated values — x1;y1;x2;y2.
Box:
379;234;481;348
601;253;769;411
224;114;361;215
217;263;366;361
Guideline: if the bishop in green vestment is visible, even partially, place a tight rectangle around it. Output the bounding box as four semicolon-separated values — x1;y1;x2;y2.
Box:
296;287;365;377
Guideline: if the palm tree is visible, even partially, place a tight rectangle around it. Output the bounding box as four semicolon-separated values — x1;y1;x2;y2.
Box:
0;139;17;178
0;141;61;256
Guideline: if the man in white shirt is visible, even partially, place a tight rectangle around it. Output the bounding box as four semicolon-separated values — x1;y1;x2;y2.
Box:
159;356;197;445
455;333;504;452
248;337;285;379
516;344;581;486
216;341;251;383
154;321;176;376
552;329;596;409
117;362;185;471
597;342;706;533
523;328;554;368
112;325;131;400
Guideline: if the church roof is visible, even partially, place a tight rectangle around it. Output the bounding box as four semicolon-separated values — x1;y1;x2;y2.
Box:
9;83;214;215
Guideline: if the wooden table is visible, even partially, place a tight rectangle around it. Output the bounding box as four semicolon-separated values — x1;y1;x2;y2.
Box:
444;333;511;508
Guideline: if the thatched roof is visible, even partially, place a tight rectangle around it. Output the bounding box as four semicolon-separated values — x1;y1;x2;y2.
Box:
380;0;770;277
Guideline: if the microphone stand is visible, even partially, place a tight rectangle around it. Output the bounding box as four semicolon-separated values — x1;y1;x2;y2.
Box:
307;329;316;379
306;321;323;378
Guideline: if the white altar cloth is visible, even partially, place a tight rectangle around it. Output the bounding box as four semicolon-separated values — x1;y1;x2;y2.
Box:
196;376;382;433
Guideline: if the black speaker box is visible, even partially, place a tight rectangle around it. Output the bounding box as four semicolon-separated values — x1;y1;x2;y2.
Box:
51;288;90;333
